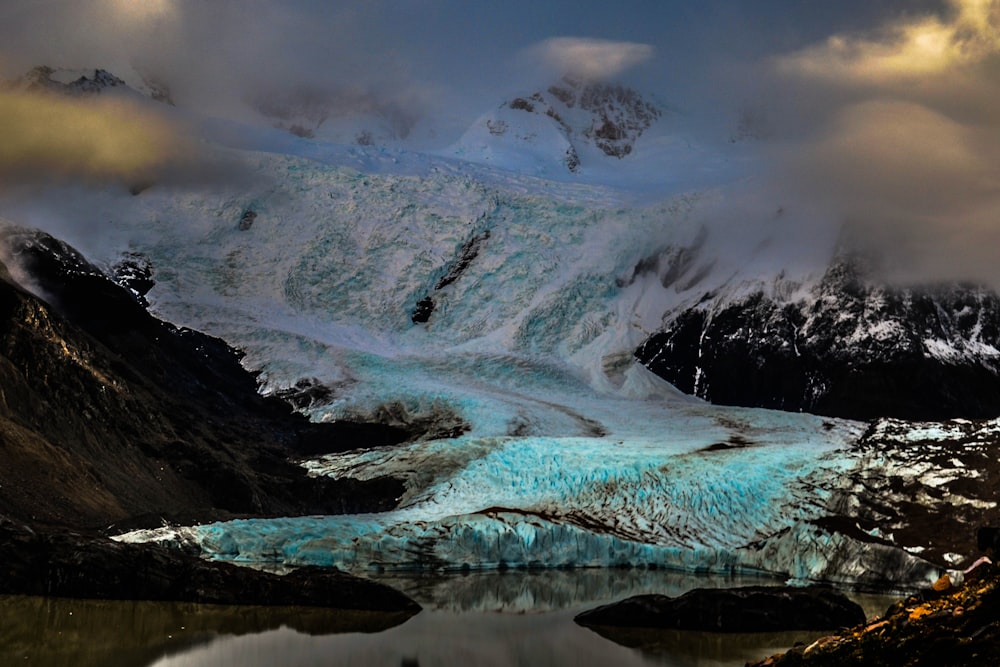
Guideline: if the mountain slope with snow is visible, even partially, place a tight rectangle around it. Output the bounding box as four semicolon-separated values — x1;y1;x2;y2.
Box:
636;251;1000;420
447;77;665;176
2;67;997;591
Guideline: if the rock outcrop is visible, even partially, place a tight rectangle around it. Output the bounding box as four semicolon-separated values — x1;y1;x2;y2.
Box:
542;77;661;158
411;215;492;324
575;586;865;633
459;77;662;173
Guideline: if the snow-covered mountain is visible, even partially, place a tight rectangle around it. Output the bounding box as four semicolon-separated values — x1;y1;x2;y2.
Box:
448;76;663;174
5;65;173;104
242;75;664;172
636;250;1000;420
3;65;998;592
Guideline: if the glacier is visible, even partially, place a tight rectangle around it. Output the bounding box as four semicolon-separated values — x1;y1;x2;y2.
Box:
0;104;967;590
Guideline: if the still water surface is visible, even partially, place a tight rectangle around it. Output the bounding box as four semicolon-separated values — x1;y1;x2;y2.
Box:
0;569;898;667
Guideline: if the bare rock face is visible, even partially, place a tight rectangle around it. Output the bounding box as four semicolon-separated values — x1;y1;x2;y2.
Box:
575;586;866;633
636;255;1000;420
554;78;661;158
411;225;491;324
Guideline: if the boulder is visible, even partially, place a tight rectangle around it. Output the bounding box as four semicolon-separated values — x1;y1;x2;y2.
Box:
575;586;866;633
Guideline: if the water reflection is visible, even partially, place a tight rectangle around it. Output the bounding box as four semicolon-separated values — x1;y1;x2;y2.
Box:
368;568;779;614
0;596;414;667
0;570;899;667
582;625;829;666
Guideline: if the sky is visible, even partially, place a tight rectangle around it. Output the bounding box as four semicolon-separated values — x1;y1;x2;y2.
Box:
2;0;1000;284
0;0;948;124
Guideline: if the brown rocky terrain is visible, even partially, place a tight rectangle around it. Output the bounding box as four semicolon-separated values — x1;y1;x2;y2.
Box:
749;563;1000;666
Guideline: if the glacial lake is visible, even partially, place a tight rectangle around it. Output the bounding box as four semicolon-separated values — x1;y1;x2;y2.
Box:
0;569;899;667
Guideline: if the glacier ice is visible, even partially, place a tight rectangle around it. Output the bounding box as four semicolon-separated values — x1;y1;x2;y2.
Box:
118;414;942;588
0;117;960;589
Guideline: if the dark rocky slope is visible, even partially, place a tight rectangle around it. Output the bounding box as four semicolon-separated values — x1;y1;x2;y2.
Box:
636;256;1000;420
0;227;411;531
0;227;425;610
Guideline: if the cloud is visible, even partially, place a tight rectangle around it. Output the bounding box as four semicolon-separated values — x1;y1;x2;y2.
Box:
0;89;225;190
0;1;411;122
773;100;1000;279
8;0;999;289
528;37;655;81
101;0;179;25
753;0;1000;286
777;0;1000;85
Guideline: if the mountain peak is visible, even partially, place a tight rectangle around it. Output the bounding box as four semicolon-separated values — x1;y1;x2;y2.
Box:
5;65;174;105
538;76;662;158
11;66;126;95
451;78;663;174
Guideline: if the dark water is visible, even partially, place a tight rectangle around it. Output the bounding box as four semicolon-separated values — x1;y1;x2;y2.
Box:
0;569;899;667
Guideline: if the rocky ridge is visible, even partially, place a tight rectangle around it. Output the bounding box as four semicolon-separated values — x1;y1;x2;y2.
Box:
469;76;662;172
0;224;427;609
5;65;173;103
636;253;1000;420
0;225;413;530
